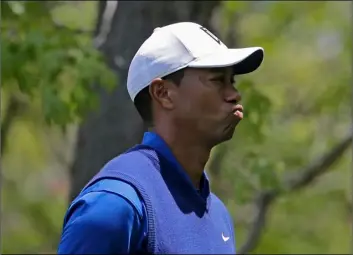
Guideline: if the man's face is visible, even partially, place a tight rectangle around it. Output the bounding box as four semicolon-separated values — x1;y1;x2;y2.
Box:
171;67;243;146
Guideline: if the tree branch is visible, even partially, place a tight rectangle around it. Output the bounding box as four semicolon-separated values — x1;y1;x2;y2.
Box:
93;0;119;49
284;133;352;191
238;131;352;254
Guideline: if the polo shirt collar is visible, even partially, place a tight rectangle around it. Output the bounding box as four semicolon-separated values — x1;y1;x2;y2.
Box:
141;131;211;203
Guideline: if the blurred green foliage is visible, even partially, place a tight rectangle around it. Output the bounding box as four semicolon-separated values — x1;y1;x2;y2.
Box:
1;1;115;253
1;1;116;127
212;1;351;253
1;1;351;254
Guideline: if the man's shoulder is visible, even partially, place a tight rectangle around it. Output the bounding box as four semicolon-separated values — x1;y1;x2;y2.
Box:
59;179;147;254
210;192;231;215
210;192;225;206
104;146;156;169
87;179;145;218
210;192;235;239
97;147;161;183
67;179;145;223
85;146;161;203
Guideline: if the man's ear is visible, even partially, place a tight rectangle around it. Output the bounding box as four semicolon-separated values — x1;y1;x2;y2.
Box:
149;78;175;110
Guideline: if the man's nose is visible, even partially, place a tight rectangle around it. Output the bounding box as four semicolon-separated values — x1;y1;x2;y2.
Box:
225;87;241;104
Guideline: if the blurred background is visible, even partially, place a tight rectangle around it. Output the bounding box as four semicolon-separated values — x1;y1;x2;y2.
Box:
1;1;352;254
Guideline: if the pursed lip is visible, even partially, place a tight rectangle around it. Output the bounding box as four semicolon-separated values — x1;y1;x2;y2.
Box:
232;104;243;120
232;104;243;112
224;104;243;131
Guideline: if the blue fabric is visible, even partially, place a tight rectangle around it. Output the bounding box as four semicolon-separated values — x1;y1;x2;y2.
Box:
141;132;210;198
58;179;147;254
82;131;236;254
58;131;236;254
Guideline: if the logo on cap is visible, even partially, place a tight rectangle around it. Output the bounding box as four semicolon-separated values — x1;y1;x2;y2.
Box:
199;26;221;45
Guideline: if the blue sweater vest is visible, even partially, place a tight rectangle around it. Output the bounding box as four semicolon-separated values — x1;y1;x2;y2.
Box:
83;144;236;254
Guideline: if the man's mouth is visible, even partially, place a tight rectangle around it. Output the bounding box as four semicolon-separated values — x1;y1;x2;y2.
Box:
232;104;243;120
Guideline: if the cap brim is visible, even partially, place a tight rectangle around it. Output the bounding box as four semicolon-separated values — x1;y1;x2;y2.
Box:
188;47;264;75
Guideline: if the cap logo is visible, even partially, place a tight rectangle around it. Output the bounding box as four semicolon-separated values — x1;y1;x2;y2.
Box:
199;26;221;45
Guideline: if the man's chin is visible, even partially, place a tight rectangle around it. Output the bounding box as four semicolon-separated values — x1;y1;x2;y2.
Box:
224;126;236;141
215;123;237;145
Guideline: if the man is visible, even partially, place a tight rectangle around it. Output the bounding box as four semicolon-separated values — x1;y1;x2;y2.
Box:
58;22;264;254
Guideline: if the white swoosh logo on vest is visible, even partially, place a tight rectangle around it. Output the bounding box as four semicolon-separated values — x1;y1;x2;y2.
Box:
222;232;230;242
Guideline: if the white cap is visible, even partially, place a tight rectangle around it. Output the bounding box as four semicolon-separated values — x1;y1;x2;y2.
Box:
127;22;264;101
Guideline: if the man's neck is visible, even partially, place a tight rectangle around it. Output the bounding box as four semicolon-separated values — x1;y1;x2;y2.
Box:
153;126;211;189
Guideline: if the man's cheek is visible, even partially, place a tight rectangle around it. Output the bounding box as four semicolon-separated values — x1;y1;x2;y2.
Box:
177;100;194;119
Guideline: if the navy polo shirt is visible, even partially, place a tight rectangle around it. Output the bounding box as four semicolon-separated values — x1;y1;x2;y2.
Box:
58;131;210;254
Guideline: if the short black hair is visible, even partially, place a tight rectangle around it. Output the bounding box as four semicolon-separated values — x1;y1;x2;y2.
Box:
134;68;185;126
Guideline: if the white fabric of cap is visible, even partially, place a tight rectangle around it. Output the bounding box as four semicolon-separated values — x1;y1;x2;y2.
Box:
127;22;264;102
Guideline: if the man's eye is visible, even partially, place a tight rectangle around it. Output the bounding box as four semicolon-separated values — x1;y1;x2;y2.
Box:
211;77;224;82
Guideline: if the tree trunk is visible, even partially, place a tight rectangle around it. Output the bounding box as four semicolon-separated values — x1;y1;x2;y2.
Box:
69;1;221;201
